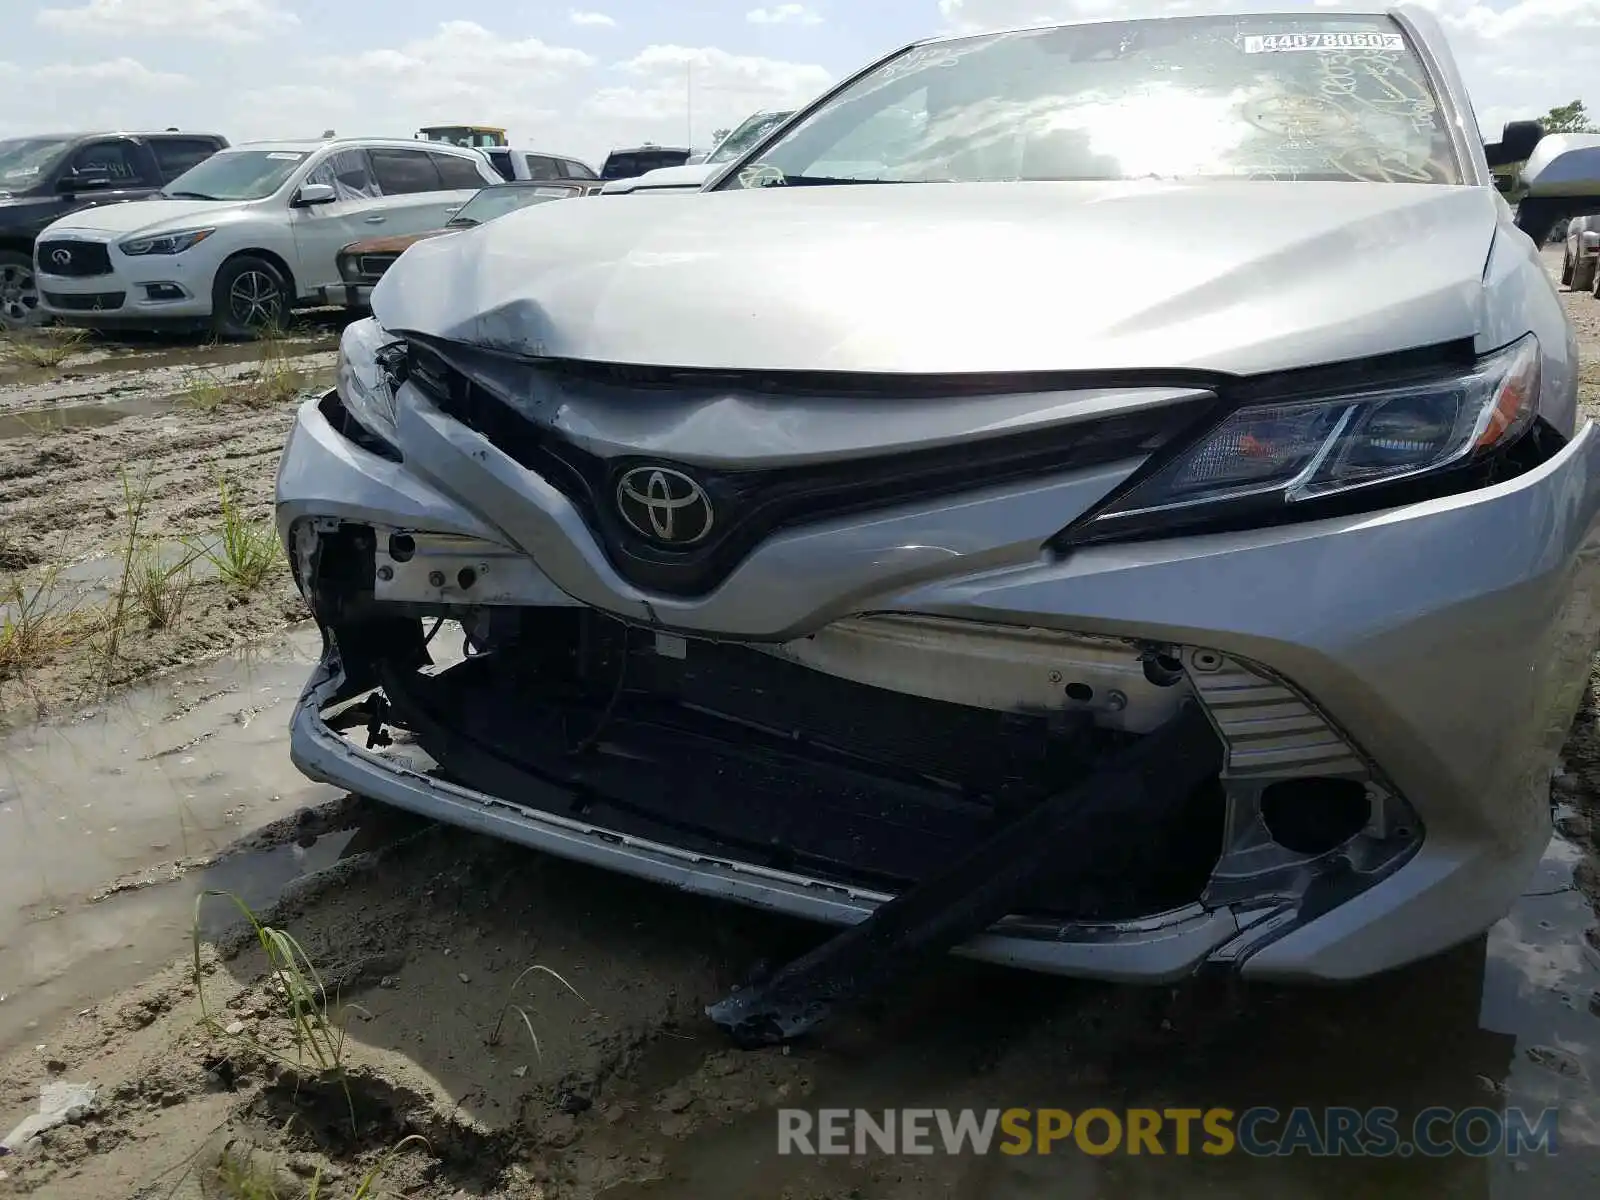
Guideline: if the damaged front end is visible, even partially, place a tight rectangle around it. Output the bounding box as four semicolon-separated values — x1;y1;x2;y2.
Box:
286;498;1422;1039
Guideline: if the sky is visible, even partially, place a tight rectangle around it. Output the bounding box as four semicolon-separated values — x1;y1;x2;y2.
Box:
1;0;1596;167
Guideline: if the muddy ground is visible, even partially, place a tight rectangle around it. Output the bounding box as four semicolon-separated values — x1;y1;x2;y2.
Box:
0;320;342;726
2;264;1600;1199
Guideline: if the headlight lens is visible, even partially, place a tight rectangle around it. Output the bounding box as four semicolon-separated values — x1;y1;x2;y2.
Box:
337;317;401;443
1074;334;1540;541
118;228;215;256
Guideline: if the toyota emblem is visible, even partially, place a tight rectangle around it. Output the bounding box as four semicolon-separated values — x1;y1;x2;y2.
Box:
50;248;72;267
615;467;715;546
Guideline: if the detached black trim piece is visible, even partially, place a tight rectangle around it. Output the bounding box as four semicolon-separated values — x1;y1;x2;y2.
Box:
703;702;1224;1047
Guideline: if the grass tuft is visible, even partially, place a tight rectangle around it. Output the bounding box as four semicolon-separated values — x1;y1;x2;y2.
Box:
1;327;89;369
486;963;590;1058
129;541;204;629
188;478;281;592
181;343;308;413
0;566;92;682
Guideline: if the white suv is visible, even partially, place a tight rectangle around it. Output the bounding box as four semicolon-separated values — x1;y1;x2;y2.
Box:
33;137;500;337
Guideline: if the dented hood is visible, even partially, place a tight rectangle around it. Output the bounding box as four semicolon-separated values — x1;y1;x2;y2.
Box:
371;180;1502;376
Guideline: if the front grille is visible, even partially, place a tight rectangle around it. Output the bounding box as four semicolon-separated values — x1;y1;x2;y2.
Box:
36;240;112;278
401;345;1215;598
357;254;398;282
42;290;124;311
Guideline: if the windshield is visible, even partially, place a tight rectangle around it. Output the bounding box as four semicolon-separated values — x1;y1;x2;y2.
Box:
451;184;578;224
0;138;74;189
161;149;310;200
715;14;1461;189
707;112;795;164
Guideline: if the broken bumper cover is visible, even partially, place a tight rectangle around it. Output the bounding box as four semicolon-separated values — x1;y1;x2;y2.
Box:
288;660;1245;981
279;385;1600;984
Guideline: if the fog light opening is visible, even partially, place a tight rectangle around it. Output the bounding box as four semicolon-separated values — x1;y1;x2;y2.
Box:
1259;777;1372;856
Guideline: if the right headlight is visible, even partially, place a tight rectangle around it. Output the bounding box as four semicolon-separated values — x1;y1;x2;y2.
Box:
1065;334;1541;545
336;317;401;444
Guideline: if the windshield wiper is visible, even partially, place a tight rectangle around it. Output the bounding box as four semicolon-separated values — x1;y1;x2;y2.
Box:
770;175;908;187
164;190;220;200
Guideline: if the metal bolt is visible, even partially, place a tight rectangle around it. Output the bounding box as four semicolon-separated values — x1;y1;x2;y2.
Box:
1106;690;1127;711
376;565;393;582
1048;670;1062;684
428;570;446;587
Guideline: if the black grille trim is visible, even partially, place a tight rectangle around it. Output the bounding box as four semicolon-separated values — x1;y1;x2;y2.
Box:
42;290;124;311
36;240;113;278
400;345;1215;598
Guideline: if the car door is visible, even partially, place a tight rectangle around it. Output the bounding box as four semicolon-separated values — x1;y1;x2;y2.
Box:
50;137;161;219
288;148;386;294
365;147;479;236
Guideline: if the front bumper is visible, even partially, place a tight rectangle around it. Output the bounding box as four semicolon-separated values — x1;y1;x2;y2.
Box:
35;239;214;325
318;283;374;309
278;385;1600;983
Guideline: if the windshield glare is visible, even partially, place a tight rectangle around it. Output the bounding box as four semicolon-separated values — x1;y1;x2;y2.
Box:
717;15;1460;189
708;112;795;164
162;149;310;200
0;138;74;187
453;185;575;224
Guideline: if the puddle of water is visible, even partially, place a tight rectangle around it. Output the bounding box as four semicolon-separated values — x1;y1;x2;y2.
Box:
0;393;181;440
0;541;226;625
0;624;350;1056
0;355;336;438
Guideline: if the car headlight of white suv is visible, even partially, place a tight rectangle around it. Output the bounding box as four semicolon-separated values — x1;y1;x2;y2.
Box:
118;228;216;256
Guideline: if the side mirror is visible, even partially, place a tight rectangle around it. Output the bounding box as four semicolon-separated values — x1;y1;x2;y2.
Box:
58;170;112;194
1485;120;1544;168
293;182;337;207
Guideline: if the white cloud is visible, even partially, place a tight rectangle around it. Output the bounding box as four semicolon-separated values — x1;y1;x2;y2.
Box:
569;9;617;25
6;16;831;166
747;4;824;24
935;0;1600;140
589;44;831;148
33;57;190;89
36;0;299;42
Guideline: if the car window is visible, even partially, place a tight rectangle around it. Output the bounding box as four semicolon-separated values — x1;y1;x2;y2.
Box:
305;149;380;201
0;137;75;189
431;151;490;189
452;184;580;224
706;112;794;164
523;155;563;180
718;14;1462;189
485;149;514;180
164;149;309;200
148;137;222;183
562;159;597;180
69;139;151;186
368;147;444;195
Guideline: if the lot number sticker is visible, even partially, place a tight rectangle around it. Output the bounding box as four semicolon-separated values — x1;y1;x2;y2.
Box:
1241;32;1404;53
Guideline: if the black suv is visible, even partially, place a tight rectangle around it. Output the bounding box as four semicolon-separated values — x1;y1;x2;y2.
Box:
0;131;229;329
599;145;693;181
